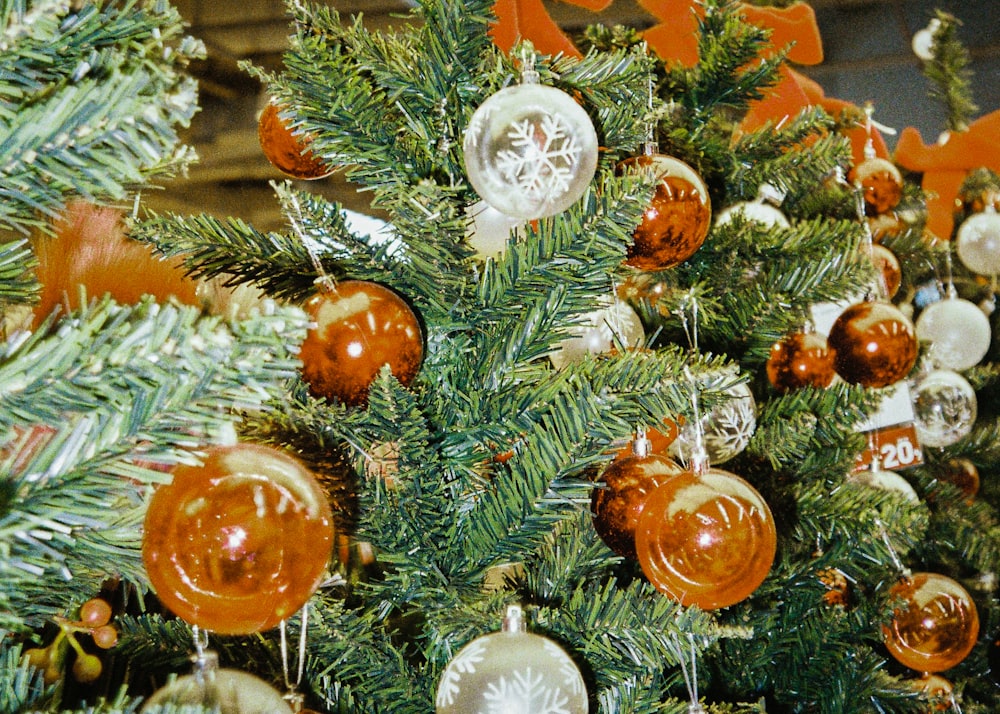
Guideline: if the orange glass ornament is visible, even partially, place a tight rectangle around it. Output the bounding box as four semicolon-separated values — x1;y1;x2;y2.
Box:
619;153;711;271
910;673;955;712
883;572;979;673
142;444;334;635
766;331;836;392
300;280;424;406
592;435;685;560
258;102;332;180
870;244;901;299
827;301;918;388
938;457;980;503
850;157;903;216
634;466;776;609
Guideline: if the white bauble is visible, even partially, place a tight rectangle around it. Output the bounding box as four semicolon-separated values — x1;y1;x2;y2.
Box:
956;208;1000;276
463;82;598;220
915;297;991;371
671;376;757;465
911;369;978;448
549;297;645;369
142;657;292;714
466;199;525;260
850;468;919;503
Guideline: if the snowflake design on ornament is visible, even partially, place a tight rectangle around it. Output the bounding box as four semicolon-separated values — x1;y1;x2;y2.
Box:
480;667;574;714
495;113;582;204
703;394;756;459
436;639;487;708
543;639;585;696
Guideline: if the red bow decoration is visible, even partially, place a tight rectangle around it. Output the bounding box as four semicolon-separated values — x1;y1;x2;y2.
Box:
893;108;1000;239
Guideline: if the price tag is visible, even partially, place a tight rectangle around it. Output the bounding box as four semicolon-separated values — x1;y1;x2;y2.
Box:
853;422;923;472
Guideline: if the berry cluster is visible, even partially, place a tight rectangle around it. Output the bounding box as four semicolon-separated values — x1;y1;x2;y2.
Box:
24;598;118;684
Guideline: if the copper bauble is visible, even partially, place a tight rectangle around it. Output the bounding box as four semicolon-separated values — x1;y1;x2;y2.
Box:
258;102;332;180
766;331;836;392
635;467;776;609
592;449;685;560
619;154;711;271
850;157;903;216
870;243;901;299
142;444;334;635
938;457;980;502
883;572;979;673
827;301;918;388
300;280;423;406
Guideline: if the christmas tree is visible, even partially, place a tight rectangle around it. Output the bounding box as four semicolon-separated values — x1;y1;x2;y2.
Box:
2;1;1000;713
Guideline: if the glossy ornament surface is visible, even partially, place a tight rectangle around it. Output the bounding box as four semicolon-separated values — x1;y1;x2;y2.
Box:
635;467;776;609
915;297;992;371
463;81;598;220
300;280;423;406
827;301;918;388
592;443;685;560
911;369;977;448
142;654;293;714
883;572;979;673
850;156;903;216
465;199;524;260
142;444;334;635
435;606;587;714
956;208;1000;275
938;457;980;502
619;154;712;270
258;102;332;181
766;331;836;392
549;296;644;369
869;244;901;299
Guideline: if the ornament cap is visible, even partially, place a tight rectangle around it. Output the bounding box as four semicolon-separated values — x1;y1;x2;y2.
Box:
502;604;526;633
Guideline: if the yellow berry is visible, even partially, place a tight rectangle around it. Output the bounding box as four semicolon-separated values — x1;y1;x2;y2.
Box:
72;653;102;683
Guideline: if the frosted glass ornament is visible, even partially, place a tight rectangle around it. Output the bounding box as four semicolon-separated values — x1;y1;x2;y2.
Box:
142;652;293;714
549;296;645;369
435;605;587;714
465;200;525;260
671;377;756;465
715;184;789;230
463;80;598;220
915;296;992;371
850;467;919;503
956;207;1000;276
911;369;977;448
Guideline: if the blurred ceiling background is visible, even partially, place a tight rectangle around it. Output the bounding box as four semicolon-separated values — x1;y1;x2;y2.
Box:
152;0;1000;231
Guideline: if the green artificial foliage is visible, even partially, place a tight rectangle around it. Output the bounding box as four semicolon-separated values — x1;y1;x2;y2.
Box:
1;1;1000;713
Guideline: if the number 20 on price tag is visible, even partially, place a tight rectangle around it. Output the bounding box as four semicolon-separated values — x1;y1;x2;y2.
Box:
852;382;924;472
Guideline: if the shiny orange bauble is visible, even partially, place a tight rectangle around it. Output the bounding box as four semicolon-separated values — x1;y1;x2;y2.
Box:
870;243;901;299
939;457;980;503
850;157;903;216
766;331;836;392
634;467;777;609
142;444;335;635
258;102;332;180
883;572;979;673
592;449;685;560
827;301;918;388
300;280;423;406
619;154;711;271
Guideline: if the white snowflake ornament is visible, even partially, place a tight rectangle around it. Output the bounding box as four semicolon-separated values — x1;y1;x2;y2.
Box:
463;70;598;221
435;605;587;714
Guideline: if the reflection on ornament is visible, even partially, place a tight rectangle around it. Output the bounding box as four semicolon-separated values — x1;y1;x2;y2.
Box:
142;652;293;714
850;467;919;503
592;436;685;560
883;572;979;673
463;80;598;220
827;301;918;388
142;444;334;635
915;296;992;371
300;280;424;406
618;153;712;271
956;207;1000;276
465;200;525;260
258;102;332;181
670;378;756;465
635;467;776;609
435;605;587;714
910;673;955;712
766;331;836;392
715;184;789;230
549;296;644;369
911;369;977;448
850;157;903;216
869;244;901;299
938;457;980;503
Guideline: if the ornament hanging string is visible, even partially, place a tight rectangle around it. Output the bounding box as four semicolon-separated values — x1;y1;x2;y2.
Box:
279;606;310;711
288;193;336;294
667;633;706;714
875;517;912;579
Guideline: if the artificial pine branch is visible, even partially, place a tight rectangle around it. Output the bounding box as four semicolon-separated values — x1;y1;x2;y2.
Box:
921;10;978;132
